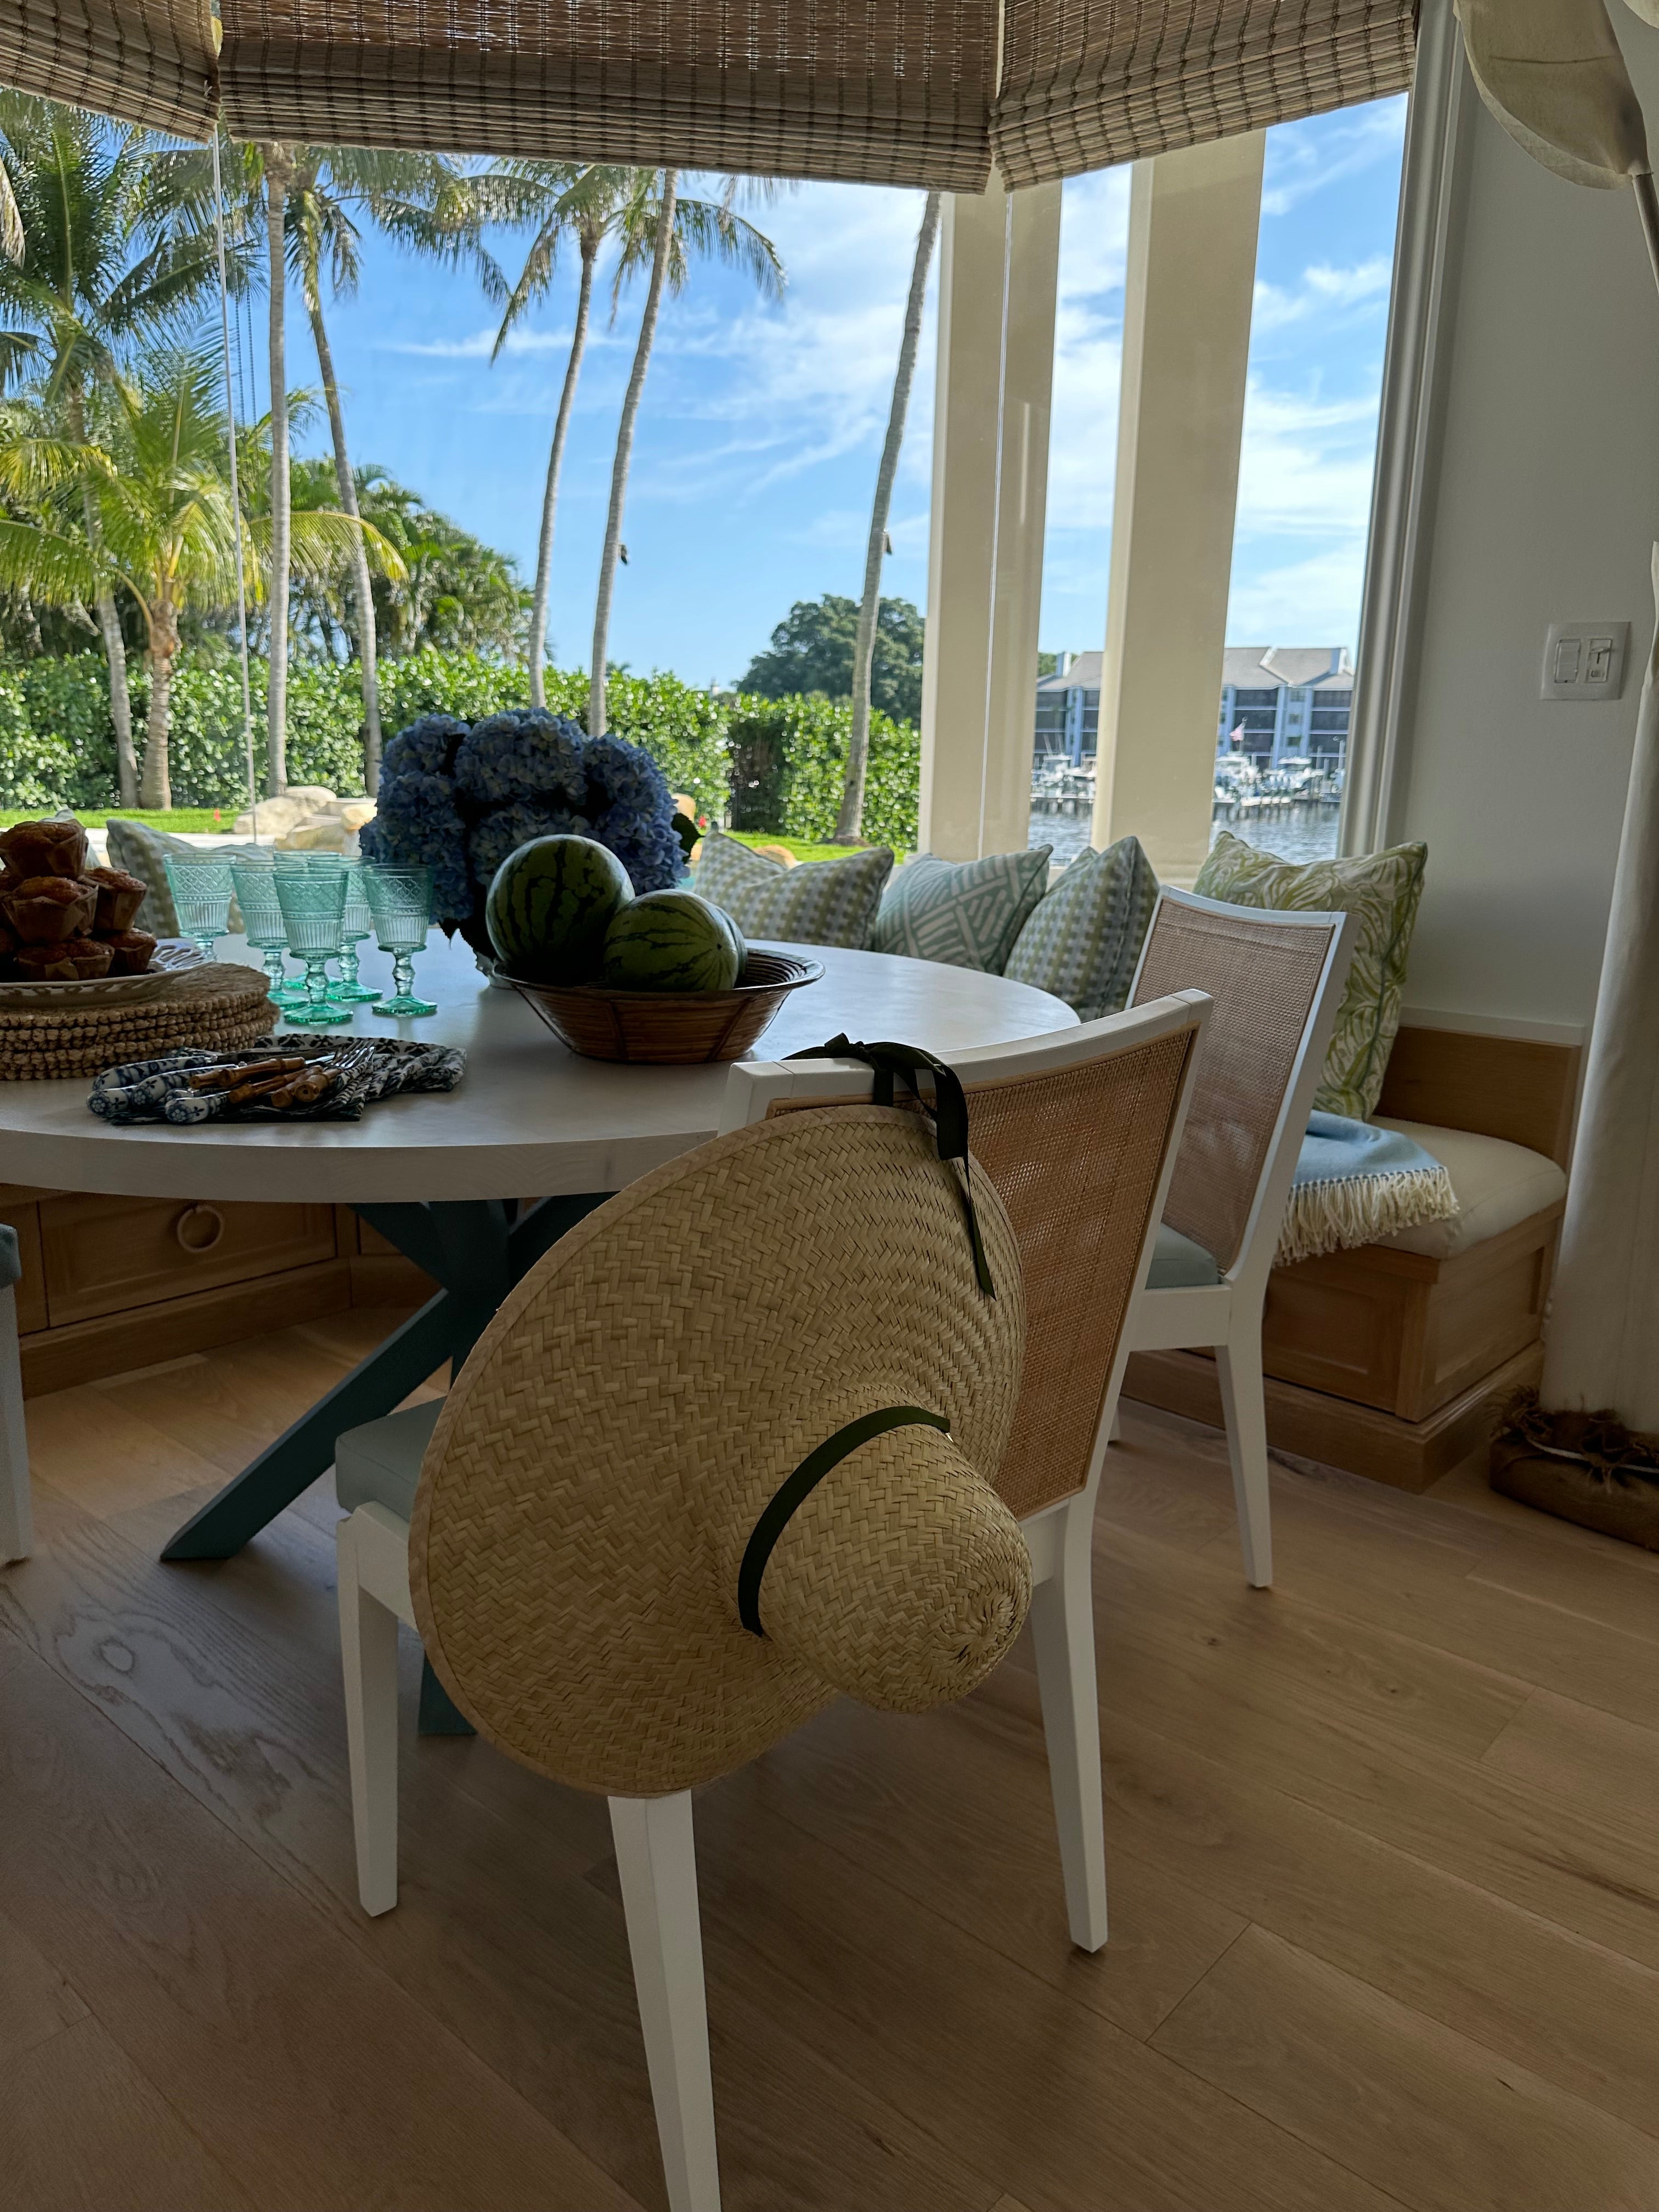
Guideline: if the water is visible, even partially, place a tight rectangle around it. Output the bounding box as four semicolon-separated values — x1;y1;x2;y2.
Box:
1030;802;1341;871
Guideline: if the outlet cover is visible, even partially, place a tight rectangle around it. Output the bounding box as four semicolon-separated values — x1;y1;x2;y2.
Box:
1542;621;1629;702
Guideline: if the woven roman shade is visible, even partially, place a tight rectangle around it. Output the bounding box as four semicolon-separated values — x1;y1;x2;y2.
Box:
215;0;997;189
992;0;1419;186
0;0;216;137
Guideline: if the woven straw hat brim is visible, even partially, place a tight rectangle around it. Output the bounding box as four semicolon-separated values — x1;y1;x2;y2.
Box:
409;1105;1025;1798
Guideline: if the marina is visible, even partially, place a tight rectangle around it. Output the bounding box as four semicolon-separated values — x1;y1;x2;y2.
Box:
1029;755;1346;866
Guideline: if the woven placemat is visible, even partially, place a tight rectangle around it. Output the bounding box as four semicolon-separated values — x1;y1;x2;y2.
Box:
0;963;274;1080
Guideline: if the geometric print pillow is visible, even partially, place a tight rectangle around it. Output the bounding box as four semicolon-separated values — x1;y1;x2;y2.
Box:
1003;835;1158;1019
1193;830;1429;1120
103;819;269;937
692;830;895;950
871;846;1053;973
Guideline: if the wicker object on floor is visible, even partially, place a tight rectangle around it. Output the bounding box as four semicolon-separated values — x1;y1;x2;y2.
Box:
0;962;273;1080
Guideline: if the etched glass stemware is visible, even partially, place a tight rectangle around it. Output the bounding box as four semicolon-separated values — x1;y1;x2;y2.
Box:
163;857;234;962
272;864;353;1026
363;864;437;1018
307;853;380;1001
229;858;308;1009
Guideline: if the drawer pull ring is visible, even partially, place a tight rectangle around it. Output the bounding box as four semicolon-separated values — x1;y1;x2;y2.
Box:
175;1204;225;1255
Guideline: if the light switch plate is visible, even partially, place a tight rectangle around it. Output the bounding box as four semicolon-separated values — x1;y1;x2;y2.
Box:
1542;621;1629;702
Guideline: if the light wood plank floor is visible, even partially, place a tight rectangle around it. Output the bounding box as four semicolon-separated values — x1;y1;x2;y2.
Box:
3;1309;1658;2211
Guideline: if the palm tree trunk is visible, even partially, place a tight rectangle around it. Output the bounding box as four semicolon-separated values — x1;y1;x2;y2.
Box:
529;233;596;710
837;191;941;844
264;150;292;795
139;605;177;810
590;170;678;738
307;287;382;793
66;384;138;806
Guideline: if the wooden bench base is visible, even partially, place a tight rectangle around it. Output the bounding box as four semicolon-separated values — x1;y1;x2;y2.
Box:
1123;1339;1543;1493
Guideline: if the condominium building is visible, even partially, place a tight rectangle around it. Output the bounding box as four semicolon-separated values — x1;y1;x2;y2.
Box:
1035;645;1353;771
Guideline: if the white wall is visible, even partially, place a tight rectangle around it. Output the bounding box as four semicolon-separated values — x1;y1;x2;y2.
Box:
1392;22;1659;1031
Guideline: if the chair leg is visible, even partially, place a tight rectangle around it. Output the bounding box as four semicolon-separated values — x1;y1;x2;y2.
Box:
1215;1329;1273;1588
609;1792;721;2212
336;1517;402;1916
0;1285;32;1565
1028;1496;1108;1952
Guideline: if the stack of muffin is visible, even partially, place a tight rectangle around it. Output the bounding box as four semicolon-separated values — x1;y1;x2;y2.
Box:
0;819;155;983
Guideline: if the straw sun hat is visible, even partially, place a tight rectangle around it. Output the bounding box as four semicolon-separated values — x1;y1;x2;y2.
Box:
410;1104;1031;1797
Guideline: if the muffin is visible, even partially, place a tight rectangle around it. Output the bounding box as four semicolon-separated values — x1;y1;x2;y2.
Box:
101;928;157;975
1;874;98;944
0;818;89;880
13;938;114;981
85;865;148;933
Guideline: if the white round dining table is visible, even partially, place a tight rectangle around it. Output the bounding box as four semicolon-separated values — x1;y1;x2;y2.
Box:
0;932;1075;1585
0;931;1077;1204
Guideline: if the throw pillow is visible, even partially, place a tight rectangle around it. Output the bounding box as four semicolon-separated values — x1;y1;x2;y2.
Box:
1003;836;1159;1018
692;831;894;950
872;846;1053;974
104;820;268;936
1193;829;1428;1120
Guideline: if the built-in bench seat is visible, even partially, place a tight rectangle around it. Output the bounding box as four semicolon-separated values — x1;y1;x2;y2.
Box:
1124;1022;1581;1490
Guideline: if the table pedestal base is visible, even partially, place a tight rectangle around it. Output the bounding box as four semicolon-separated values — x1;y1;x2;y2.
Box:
160;1192;611;1734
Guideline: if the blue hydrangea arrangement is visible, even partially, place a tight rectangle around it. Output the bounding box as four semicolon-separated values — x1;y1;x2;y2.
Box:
359;708;685;953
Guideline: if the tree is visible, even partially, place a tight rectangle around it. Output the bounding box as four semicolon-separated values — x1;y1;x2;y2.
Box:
740;592;926;724
0;346;394;805
588;169;786;735
0;94;225;803
836;190;940;842
262;143;295;795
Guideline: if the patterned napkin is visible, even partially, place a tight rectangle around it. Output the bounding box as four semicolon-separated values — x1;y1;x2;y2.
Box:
89;1035;466;1125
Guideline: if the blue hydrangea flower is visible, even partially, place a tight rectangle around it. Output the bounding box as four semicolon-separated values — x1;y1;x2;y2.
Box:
580;733;682;893
378;714;468;785
361;761;473;920
454;710;586;809
468;803;592;889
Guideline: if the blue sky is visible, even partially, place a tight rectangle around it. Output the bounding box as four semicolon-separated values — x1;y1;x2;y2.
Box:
261;97;1407;687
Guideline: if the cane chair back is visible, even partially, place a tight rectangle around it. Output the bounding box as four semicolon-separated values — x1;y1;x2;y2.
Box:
723;992;1209;1523
1130;890;1346;1279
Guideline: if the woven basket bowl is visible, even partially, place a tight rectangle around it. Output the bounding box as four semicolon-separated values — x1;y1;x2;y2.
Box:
507;950;824;1065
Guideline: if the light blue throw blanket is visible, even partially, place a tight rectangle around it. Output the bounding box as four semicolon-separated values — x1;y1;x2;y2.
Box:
1278;1111;1459;1266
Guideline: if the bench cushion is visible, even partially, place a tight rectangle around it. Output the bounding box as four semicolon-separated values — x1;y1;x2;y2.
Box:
1372;1119;1566;1259
335;1399;442;1522
1147;1223;1222;1289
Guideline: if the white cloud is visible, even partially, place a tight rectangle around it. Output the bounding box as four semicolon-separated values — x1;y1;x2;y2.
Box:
1226;544;1368;643
1233;379;1381;540
1259;98;1407;218
1252;254;1393;333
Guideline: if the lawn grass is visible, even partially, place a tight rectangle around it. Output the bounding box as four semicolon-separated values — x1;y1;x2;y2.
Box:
722;831;904;864
0;806;234;832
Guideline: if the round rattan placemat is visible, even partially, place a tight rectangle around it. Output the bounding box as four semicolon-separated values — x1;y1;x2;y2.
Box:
0;961;274;1080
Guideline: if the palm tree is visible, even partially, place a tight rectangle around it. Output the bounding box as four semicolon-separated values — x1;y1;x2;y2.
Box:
489;160;616;707
588;171;786;735
286;145;492;790
0;346;398;805
836;190;941;842
262;143;295;796
0;94;224;803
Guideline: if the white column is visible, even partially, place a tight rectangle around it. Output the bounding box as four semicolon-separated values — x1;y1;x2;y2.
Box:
920;178;1062;861
1092;133;1265;885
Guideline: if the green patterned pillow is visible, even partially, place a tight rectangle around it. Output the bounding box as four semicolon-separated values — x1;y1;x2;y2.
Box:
872;846;1053;973
1193;830;1429;1119
1003;836;1158;1019
692;831;894;950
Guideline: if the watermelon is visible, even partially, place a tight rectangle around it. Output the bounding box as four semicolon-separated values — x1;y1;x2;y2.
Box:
601;890;741;992
486;836;634;984
710;902;747;981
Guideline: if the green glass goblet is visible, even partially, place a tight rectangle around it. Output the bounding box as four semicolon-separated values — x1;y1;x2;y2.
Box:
163;857;234;962
307;852;379;1001
363;864;437;1017
272;865;353;1027
229;858;308;1010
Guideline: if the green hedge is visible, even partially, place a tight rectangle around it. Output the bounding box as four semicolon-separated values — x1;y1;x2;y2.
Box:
726;693;919;851
0;652;915;843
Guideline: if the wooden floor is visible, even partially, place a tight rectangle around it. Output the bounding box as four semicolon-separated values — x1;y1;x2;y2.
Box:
3;1310;1658;2212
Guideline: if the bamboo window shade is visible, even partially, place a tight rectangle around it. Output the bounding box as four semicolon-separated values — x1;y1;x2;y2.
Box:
1;0;1417;189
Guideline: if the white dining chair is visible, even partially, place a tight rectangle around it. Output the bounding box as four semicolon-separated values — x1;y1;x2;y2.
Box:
331;990;1209;2212
1123;887;1357;1589
1;1223;32;1564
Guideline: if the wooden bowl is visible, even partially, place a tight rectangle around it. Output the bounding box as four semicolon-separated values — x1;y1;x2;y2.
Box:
506;950;825;1065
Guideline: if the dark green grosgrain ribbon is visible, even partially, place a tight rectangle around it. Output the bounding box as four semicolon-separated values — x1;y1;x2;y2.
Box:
737;1405;951;1637
787;1034;998;1299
